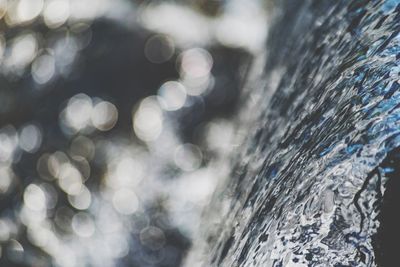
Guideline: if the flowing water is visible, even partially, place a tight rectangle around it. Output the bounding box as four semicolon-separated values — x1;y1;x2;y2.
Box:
0;0;399;266
202;0;400;266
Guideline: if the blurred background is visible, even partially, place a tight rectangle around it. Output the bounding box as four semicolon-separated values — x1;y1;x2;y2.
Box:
0;0;269;266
